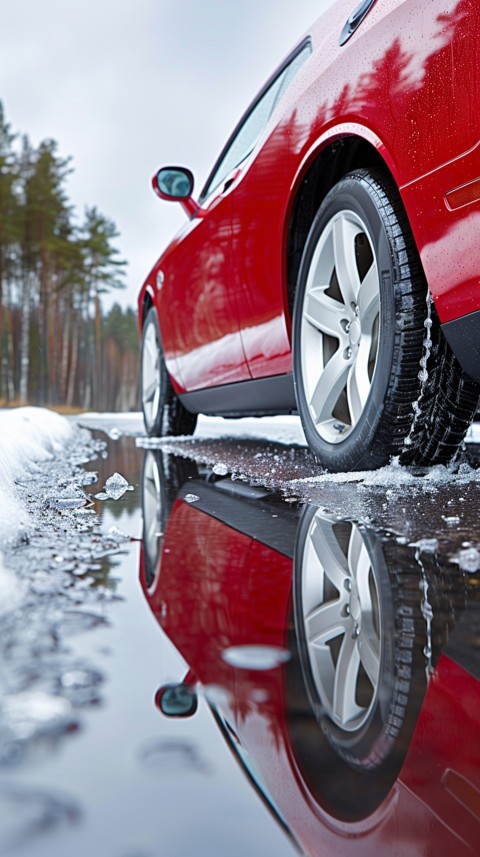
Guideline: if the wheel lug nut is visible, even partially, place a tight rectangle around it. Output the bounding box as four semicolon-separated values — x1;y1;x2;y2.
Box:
344;579;352;592
345;347;352;359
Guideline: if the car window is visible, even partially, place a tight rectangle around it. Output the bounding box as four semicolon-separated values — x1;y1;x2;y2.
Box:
201;41;311;199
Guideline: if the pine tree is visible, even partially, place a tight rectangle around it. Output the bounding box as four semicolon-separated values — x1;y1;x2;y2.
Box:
80;207;126;407
0;102;19;400
0;104;132;409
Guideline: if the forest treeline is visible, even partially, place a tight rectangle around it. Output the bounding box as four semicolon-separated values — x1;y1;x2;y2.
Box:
0;101;139;412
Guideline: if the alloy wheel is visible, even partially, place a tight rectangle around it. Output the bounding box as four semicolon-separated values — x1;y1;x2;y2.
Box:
300;510;381;733
142;451;163;589
299;210;380;444
141;316;162;433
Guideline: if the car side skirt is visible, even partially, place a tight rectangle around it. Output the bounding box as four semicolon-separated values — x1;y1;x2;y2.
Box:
177;373;297;417
441;311;480;383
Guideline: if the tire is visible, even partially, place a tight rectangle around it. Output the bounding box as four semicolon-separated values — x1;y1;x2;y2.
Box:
292;169;479;471
287;504;465;820
401;308;480;466
141;307;197;438
141;449;198;589
293;506;424;772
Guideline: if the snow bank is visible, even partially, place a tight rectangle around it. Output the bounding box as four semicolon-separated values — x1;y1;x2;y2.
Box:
0;407;75;546
194;415;307;446
79;411;308;446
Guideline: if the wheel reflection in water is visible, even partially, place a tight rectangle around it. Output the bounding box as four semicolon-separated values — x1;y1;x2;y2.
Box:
292;504;429;788
141;451;164;591
300;510;381;736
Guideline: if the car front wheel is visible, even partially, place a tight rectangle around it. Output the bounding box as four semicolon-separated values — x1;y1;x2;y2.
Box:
141;307;197;438
293;169;479;471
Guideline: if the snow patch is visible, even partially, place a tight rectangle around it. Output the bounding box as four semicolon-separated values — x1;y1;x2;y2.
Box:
0;407;75;546
289;459;480;491
0;554;25;616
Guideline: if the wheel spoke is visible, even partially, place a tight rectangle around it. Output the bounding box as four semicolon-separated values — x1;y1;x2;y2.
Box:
305;598;347;644
332;632;362;725
144;379;157;403
354;543;374;609
310;517;348;591
358;627;380;687
346;340;372;426
142;315;164;432
333;215;362;307
357;260;380;320
347;525;364;572
151;384;161;422
310;349;349;425
304;287;346;337
145;332;158;364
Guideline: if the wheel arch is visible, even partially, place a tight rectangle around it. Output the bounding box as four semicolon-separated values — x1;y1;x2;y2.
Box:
140;287;155;329
285;134;400;320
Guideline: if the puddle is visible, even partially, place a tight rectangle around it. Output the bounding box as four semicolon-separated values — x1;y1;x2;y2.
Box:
3;421;480;856
0;784;79;851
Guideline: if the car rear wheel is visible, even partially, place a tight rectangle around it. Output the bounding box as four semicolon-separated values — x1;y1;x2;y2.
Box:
141;307;197;438
292;169;479;471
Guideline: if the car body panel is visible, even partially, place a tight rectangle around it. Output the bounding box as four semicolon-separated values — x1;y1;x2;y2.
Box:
149;182;251;392
139;0;480;396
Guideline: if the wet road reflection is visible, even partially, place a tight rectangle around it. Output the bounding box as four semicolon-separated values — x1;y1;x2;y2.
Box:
141;449;480;855
7;422;480;856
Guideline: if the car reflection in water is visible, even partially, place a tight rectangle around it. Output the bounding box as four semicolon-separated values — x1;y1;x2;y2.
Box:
140;450;480;855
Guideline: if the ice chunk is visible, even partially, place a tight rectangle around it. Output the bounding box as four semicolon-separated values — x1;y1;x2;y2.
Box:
59;668;103;706
443;515;460;526
2;692;74;742
457;547;480;573
95;472;134;501
411;538;439;553
46;496;87;510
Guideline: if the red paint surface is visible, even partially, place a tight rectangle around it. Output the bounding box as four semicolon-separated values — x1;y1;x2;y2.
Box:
141;494;480;856
139;0;480;390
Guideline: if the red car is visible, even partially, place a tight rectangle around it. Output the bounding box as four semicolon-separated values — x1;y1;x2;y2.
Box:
140;450;480;855
139;0;480;471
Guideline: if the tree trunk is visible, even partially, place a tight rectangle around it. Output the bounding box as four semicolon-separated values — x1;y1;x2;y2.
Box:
66;310;79;407
60;297;71;403
19;271;32;402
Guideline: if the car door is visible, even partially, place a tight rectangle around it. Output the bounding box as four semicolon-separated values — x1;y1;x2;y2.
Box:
225;43;312;379
157;179;250;391
196;43;311;385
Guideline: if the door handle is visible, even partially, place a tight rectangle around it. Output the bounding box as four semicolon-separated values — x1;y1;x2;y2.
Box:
339;0;377;46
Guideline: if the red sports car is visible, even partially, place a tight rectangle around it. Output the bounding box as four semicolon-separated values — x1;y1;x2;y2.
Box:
140;450;480;855
139;0;480;471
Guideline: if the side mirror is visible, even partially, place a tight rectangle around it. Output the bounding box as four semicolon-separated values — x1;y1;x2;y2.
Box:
155;683;198;718
152;167;198;218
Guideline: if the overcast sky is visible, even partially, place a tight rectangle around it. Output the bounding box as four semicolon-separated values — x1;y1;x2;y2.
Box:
1;0;334;310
